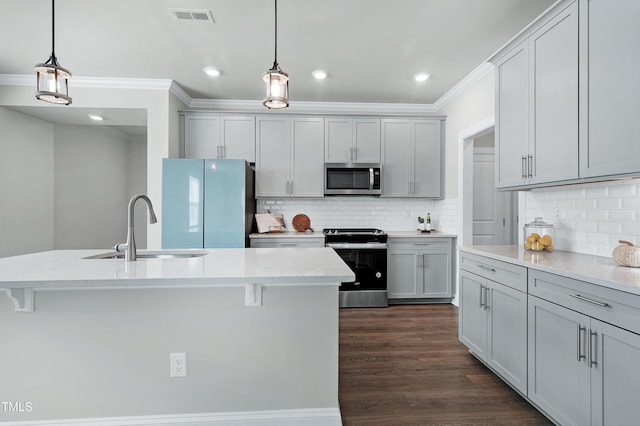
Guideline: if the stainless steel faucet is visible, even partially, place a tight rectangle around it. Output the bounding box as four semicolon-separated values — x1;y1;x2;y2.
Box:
114;194;158;261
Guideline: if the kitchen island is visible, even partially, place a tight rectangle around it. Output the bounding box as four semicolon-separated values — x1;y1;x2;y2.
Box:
0;248;353;425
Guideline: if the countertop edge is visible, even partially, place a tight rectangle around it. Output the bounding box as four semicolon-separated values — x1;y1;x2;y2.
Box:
460;246;640;296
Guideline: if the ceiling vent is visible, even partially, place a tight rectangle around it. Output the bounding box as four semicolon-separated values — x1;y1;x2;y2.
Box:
169;9;215;23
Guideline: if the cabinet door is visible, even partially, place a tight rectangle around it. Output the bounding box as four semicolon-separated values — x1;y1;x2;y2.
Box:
387;250;419;298
528;296;590;426
459;270;487;359
256;117;289;197
325;118;352;162
486;281;528;394
580;0;640;177
184;115;220;159
531;2;579;184
420;251;450;297
412;120;442;198
496;43;529;188
221;116;256;163
291;117;325;197
381;119;411;196
353;119;381;163
590;319;640;426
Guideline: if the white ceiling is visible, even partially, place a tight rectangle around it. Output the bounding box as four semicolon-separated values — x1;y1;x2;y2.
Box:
0;0;555;127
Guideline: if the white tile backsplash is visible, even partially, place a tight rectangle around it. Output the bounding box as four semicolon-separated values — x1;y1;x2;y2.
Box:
524;178;640;257
257;197;459;234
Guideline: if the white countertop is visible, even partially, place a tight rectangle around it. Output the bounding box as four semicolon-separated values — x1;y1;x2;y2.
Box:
249;231;323;239
461;245;640;295
0;248;355;290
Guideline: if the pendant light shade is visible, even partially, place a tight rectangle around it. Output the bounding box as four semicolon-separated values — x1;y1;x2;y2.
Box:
35;0;72;105
262;0;288;109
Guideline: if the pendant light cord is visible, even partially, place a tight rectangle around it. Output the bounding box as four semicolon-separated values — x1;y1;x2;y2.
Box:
273;0;278;67
51;0;56;57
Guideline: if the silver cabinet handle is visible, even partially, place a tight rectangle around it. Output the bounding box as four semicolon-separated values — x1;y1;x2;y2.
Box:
570;294;610;308
369;168;375;190
479;284;485;309
522;156;527;179
589;331;598;367
477;264;496;273
527;154;533;178
484;287;490;310
577;325;586;361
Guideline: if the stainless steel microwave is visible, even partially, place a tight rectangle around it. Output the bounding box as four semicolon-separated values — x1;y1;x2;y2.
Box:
325;163;382;196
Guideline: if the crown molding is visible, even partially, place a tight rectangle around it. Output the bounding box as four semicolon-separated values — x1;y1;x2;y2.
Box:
189;98;438;115
432;62;494;111
1;63;493;114
0;74;173;90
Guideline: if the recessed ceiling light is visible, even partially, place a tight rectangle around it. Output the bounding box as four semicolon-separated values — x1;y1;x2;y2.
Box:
414;73;430;82
312;70;328;80
88;114;104;121
203;67;221;77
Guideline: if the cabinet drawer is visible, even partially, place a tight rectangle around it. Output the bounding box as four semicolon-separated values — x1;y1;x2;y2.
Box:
250;238;324;248
529;269;640;334
389;238;452;250
460;252;527;292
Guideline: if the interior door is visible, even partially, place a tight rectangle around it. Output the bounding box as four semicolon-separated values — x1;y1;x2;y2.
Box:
473;146;511;245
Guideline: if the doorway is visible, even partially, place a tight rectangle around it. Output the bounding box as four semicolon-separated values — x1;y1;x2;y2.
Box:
459;122;518;247
472;132;517;245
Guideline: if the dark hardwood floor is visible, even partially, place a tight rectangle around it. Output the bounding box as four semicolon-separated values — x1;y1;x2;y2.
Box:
338;304;552;425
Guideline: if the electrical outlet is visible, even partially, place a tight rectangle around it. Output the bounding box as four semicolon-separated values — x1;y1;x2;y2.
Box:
170;352;187;377
554;208;564;225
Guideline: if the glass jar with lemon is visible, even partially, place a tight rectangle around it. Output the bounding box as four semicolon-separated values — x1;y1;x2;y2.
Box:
523;217;554;252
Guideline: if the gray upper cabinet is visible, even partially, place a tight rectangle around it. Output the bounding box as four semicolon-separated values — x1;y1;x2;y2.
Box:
325;117;380;163
182;113;256;163
495;2;578;189
256;116;324;198
381;118;443;198
579;0;640;178
496;43;529;188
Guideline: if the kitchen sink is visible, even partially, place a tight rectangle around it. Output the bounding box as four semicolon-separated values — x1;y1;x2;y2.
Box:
83;250;207;260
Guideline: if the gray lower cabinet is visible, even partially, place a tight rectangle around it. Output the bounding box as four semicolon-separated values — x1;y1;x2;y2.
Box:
460;250;640;425
388;238;453;300
459;261;528;394
528;269;640;426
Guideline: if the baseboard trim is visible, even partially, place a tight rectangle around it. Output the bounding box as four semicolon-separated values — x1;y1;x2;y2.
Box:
1;407;342;426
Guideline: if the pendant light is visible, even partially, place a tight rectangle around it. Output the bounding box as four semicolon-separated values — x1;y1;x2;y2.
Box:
262;0;289;109
35;0;72;105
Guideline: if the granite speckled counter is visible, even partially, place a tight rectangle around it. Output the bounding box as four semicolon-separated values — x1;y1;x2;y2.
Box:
461;245;640;295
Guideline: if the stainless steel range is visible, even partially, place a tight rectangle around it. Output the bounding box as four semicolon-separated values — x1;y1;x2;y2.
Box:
323;228;388;308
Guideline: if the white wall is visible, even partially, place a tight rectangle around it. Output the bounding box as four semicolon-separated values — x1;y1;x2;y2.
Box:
54;125;132;249
0;107;54;257
0;84;186;249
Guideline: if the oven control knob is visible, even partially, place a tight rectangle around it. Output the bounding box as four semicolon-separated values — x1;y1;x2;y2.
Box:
376;272;382;279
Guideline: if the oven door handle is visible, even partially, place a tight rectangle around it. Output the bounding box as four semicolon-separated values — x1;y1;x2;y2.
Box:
326;243;388;249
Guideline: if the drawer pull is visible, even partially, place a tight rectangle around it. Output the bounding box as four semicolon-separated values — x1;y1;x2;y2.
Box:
479;284;485;309
477;264;496;273
570;294;610;308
